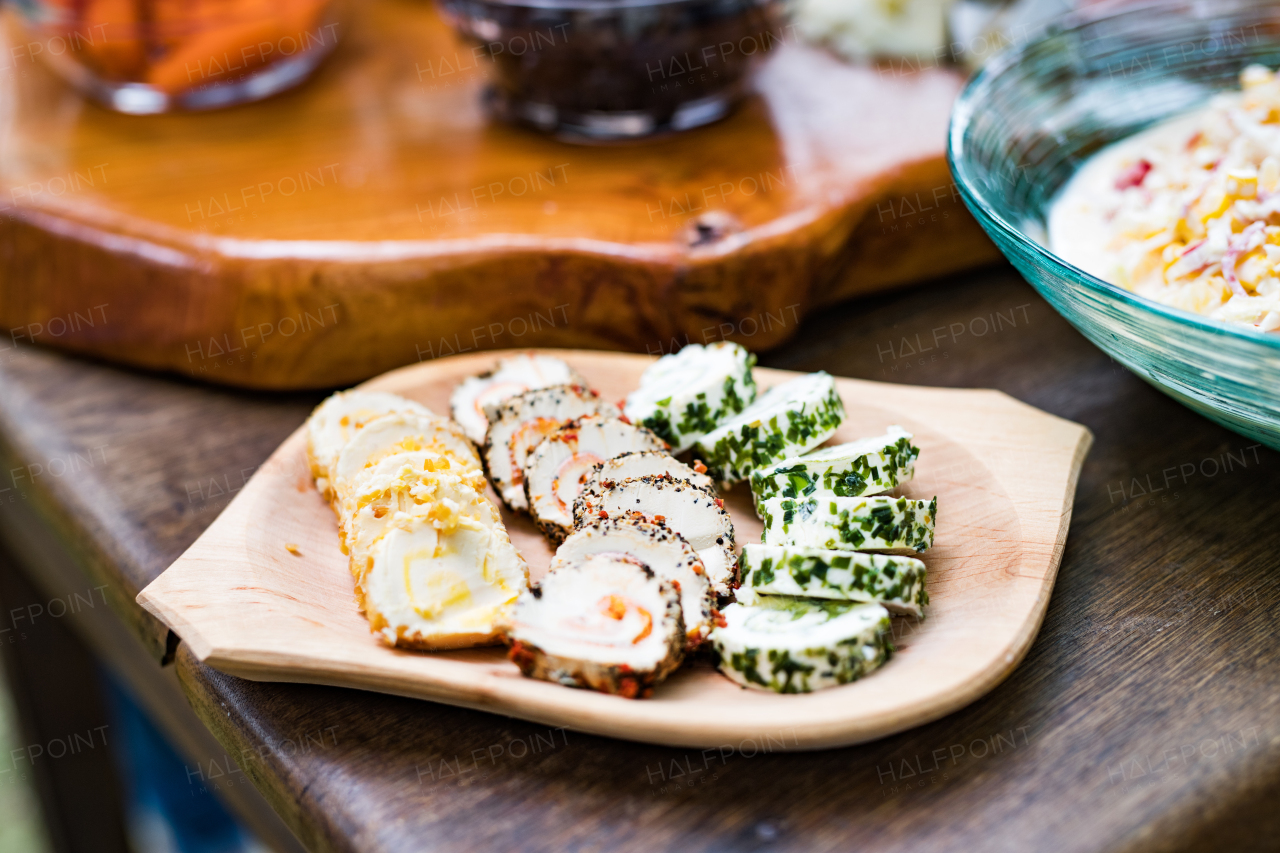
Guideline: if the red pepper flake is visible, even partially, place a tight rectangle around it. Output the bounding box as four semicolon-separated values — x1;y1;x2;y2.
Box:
713;610;727;628
598;509;609;519
654;514;666;523
693;460;708;474
714;498;725;508
1115;159;1152;190
617;411;632;424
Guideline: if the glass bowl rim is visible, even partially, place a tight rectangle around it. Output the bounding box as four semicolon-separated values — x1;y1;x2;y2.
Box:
946;0;1280;353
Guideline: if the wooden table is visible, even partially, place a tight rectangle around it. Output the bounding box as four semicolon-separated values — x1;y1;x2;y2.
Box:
1;263;1277;853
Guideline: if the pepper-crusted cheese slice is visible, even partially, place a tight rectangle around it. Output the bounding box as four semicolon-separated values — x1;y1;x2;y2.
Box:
711;597;891;693
482;384;610;512
748;426;919;516
553;515;713;648
449;354;585;443
502;554;685;697
523;416;667;544
736;544;928;617
693;371;846;484
582;475;737;596
761;495;936;554
623;342;757;453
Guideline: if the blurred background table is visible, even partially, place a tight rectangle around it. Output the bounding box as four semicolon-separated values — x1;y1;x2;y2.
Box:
0;260;1277;853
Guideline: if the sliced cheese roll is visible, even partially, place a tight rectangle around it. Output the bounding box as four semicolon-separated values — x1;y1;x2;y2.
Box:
482;385;610;512
737;544;928;617
339;451;490;598
553;515;713;648
760;495;936;554
450;354;585;443
749;426;919;516
503;553;685;698
306;391;434;502
364;501;529;651
524;416;668;543
332;412;480;506
572;451;716;528
584;475;737;596
712;597;891;693
694;371;846;484
623;342;757;452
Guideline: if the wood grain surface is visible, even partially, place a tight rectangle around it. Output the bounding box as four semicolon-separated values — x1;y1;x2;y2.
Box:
0;0;998;390
139;351;1090;748
0;266;1277;852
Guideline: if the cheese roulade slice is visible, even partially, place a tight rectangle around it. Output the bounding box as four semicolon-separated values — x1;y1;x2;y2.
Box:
583;475;737;596
450;354;585;443
748;426;919;516
502;553;685;698
483;385;610;512
623;342;757;453
339;451;490;598
363;501;529;651
572;451;716;528
736;544;928;617
712;597;892;693
693;371;846;484
553;515;713;648
760;495;936;554
524;416;668;543
306;391;434;502
332;412;480;507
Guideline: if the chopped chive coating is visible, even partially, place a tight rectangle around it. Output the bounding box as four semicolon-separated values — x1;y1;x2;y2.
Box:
760;494;936;554
694;371;846;483
748;427;919;516
737;544;928;617
711;597;892;693
624;342;757;453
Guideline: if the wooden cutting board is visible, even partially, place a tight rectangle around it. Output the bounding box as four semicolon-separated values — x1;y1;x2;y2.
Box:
137;350;1091;749
0;0;993;389
0;0;997;390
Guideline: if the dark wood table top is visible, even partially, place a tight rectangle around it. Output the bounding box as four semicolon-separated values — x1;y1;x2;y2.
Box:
1;263;1277;853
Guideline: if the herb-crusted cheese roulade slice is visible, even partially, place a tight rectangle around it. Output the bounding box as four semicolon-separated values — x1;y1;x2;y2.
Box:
712;597;892;693
585;475;737;596
571;451;716;528
332;412;480;507
761;495;937;554
364;500;528;651
483;385;610;512
450;354;585;443
623;342;757;452
748;426;919;515
524;416;668;544
502;554;685;698
694;371;846;484
306;391;434;503
737;544;928;617
553;515;713;648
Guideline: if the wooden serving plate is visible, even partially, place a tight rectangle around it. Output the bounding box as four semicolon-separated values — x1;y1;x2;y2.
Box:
138;350;1090;749
0;0;998;390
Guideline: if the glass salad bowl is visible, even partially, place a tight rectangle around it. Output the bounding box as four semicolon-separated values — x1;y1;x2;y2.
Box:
949;0;1280;450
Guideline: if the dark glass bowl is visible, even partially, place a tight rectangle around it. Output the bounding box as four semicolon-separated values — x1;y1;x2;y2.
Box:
438;0;785;140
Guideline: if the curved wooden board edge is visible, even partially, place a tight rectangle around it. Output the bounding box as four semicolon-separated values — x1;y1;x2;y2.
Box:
138;349;1091;750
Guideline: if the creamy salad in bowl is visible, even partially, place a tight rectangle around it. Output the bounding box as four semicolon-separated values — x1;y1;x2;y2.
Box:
1050;65;1280;333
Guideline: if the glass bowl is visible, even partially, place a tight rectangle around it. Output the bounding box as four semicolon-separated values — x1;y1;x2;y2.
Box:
949;0;1280;450
11;0;343;114
437;0;784;140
